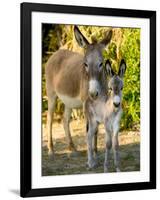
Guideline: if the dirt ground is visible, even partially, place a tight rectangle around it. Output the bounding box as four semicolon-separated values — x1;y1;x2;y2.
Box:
42;119;140;176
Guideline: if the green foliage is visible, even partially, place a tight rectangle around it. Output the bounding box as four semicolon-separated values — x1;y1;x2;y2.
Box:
121;29;140;129
42;25;140;130
103;28;140;129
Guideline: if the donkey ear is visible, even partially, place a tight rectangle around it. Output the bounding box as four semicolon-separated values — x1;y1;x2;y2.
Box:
74;26;89;48
100;29;112;48
105;60;114;77
118;59;126;77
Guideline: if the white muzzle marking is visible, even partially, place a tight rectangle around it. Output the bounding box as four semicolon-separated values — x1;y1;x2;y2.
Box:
89;79;100;94
113;95;120;105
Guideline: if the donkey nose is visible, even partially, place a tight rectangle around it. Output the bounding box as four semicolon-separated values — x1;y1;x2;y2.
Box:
113;102;120;107
90;91;99;99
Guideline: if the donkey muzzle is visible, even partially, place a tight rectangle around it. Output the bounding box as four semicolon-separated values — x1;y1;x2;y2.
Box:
113;102;120;107
90;91;99;99
89;79;100;99
113;95;121;107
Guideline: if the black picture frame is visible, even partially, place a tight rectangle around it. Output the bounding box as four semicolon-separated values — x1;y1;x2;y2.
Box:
20;2;156;198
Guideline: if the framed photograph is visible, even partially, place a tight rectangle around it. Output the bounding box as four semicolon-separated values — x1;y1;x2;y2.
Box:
20;2;156;197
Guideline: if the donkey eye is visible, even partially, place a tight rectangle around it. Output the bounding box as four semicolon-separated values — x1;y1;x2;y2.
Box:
121;86;123;90
84;63;88;68
99;62;103;68
109;87;112;91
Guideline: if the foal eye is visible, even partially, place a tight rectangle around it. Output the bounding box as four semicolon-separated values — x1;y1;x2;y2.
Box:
109;87;112;91
121;86;123;90
99;63;103;68
84;63;88;68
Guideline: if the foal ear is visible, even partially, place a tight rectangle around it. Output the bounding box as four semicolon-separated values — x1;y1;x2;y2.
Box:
118;59;126;77
74;26;90;48
105;60;114;77
100;29;112;48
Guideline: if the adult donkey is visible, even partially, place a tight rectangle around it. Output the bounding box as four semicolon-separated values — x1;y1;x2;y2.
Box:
85;59;126;172
45;26;112;158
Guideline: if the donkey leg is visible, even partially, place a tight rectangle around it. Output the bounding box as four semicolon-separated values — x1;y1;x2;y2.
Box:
87;119;98;158
63;107;76;151
47;95;57;159
104;130;112;173
112;134;120;172
87;120;98;169
93;130;98;159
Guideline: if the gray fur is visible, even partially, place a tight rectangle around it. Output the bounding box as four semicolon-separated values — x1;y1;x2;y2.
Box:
45;26;112;158
85;59;126;172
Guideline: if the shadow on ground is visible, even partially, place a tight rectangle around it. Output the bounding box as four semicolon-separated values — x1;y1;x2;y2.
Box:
42;128;140;176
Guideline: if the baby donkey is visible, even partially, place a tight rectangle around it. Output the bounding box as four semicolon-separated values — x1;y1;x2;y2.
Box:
85;59;126;172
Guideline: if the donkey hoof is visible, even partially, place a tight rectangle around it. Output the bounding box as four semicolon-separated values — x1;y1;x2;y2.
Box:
116;167;121;172
87;160;98;169
104;166;109;173
68;144;77;152
48;150;55;160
